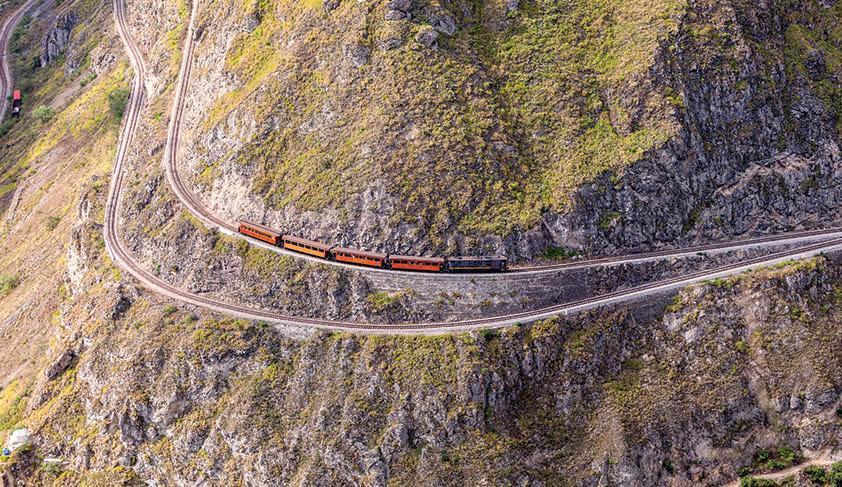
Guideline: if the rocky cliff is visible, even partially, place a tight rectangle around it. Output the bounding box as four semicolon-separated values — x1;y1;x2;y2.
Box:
170;0;842;258
5;242;842;485
0;0;840;485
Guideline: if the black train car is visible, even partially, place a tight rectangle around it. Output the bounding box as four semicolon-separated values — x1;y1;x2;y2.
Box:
446;256;508;272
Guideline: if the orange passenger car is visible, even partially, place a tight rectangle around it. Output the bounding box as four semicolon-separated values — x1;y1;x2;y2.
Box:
282;235;333;259
332;247;387;268
238;220;281;246
389;255;445;272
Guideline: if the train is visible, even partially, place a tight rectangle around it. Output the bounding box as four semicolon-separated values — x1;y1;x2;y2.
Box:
238;219;508;273
11;90;21;118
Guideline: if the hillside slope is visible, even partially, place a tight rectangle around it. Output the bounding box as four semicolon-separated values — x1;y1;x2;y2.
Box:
0;0;839;485
175;0;842;257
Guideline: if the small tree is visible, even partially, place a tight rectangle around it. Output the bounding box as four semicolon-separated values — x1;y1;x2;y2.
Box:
32;105;54;123
108;87;131;120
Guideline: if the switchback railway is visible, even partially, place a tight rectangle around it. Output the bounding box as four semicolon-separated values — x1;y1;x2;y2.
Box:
3;0;833;333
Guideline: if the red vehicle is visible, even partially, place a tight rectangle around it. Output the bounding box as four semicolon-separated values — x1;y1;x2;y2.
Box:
236;218;508;274
332;247;388;269
389;255;445;272
238;220;281;246
282;235;333;259
11;90;21;118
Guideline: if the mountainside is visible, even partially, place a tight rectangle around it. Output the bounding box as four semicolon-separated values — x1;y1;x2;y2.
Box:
0;0;839;485
4;249;842;485
176;0;842;257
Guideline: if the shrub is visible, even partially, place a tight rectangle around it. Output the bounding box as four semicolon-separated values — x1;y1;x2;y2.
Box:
0;118;14;137
162;305;178;316
45;215;61;230
739;477;777;487
0;275;19;297
830;462;842;483
108;87;131;120
735;340;748;354
542;246;581;259
366;291;403;312
32;105;54;123
79;72;97;87
803;465;826;484
480;328;497;341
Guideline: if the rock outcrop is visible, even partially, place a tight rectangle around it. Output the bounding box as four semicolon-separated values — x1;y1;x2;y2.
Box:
11;255;842;485
40;12;77;67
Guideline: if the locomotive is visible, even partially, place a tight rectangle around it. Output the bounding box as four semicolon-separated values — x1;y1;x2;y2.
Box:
11;90;21;118
238;219;508;273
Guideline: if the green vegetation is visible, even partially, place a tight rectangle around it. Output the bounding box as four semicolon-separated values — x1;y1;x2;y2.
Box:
32;105;55;123
79;72;97;87
0;117;15;138
108;87;131;121
198;0;685;243
739;477;777;487
366;291;408;313
368;335;464;391
242;245;298;278
599;211;621;230
9;16;32;54
0;274;20;297
784;2;842;137
541;246;581;260
46;215;62;230
748;446;802;474
0;380;28;431
604;358;644;406
777;463;840;486
191;319;253;356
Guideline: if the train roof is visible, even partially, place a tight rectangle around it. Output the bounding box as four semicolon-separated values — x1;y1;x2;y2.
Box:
389;255;445;264
447;256;508;262
239;219;281;236
282;234;333;249
332;247;388;259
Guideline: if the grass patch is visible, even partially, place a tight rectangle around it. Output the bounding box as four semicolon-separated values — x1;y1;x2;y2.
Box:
749;446;802;474
542;246;581;260
198;0;685;242
0;275;20;297
366;291;407;313
108;87;131;121
45;215;62;230
32;105;55;123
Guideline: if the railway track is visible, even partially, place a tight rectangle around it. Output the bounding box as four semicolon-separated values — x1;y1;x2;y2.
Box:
96;0;842;333
157;0;842;279
0;0;38;121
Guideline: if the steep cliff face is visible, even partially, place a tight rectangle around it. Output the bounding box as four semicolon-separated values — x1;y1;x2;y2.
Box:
176;0;684;255
172;0;841;258
5;246;842;485
560;0;842;255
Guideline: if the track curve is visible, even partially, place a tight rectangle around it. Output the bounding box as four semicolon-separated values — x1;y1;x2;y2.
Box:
159;0;842;279
0;0;38;121
101;0;842;334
